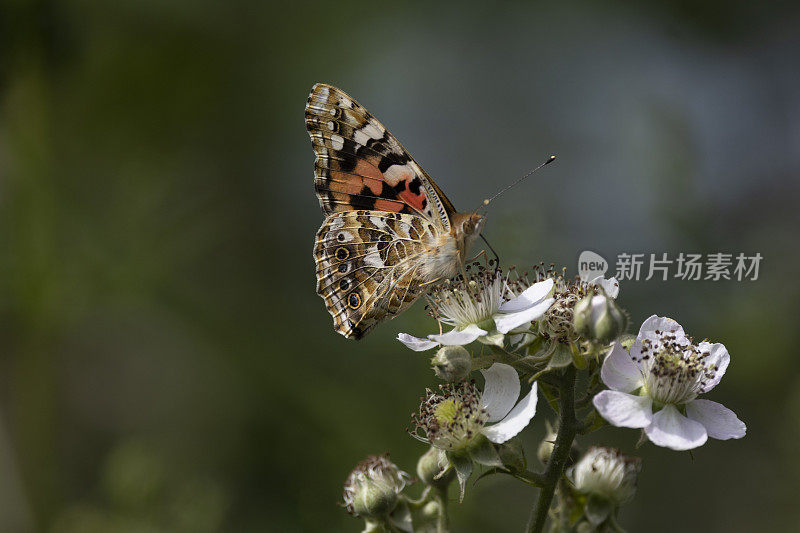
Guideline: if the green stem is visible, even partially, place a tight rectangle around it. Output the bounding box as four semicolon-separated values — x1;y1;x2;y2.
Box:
403;486;432;510
434;485;449;533
526;365;578;533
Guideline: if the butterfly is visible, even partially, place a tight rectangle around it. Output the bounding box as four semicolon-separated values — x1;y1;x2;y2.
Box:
306;83;487;339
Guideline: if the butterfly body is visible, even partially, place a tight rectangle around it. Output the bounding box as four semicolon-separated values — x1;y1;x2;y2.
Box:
307;83;484;339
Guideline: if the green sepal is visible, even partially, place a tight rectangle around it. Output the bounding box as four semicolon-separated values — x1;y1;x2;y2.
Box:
584;494;613;526
508;332;539;350
361;519;390;533
387;499;414;532
525;334;544;355
496;436;526;472
471;466;507;485
449;453;473;503
433;460;453;481
467;434;503;467
548;342;574;369
477;329;506;348
570;342;588;370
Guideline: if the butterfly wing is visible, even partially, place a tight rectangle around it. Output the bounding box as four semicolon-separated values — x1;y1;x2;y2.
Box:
314;211;441;339
305;83;456;231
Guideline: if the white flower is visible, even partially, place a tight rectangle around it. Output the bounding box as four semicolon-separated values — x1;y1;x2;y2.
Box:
571;447;641;504
411;363;539;449
397;268;555;351
593;315;746;451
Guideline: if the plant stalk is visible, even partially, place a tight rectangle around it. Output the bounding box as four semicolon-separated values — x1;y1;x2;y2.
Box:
526;365;578;533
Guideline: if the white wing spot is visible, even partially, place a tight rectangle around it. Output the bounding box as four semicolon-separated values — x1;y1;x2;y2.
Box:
369;216;388;229
364;252;384;268
364;121;384;139
314;86;329;103
383;164;414;187
353;129;369;146
330;134;344;150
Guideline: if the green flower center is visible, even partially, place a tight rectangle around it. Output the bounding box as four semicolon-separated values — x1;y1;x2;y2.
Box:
434;398;460;424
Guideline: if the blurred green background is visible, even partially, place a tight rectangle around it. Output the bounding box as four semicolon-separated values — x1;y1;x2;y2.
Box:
2;1;799;531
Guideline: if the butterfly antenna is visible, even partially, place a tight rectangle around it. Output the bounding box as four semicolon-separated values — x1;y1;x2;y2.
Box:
478;155;556;212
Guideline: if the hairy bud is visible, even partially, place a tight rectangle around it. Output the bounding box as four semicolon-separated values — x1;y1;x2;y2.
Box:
416;446;453;488
431;346;472;382
573;294;628;344
343;455;409;518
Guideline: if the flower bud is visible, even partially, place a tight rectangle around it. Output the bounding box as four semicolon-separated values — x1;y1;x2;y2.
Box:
572;447;641;505
343;455;409;518
420;500;442;523
537;423;558;465
537;421;579;466
431;346;472;381
416;446;453;488
573;294;628;344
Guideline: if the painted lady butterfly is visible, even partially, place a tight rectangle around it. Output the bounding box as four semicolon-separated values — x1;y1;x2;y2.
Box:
307;83;486;339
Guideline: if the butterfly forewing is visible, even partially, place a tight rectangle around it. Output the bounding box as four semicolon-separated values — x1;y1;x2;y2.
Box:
306;83;455;228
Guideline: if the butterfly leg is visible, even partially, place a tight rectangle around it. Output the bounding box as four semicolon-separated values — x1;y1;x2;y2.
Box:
419;277;443;288
466;248;489;265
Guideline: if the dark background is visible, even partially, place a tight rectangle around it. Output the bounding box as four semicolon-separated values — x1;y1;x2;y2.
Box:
2;1;799;531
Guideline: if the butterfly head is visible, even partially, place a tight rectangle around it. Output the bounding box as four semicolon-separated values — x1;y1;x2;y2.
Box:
453;212;486;255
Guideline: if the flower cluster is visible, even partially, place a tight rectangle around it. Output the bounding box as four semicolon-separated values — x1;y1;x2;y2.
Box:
341;260;746;532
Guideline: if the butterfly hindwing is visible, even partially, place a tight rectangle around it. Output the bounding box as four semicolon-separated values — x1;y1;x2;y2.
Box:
306;83;456;231
314;211;439;339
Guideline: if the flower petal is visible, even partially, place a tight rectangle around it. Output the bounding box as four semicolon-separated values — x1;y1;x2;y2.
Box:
590;276;620;299
645;404;707;450
428;324;487;346
592;390;653;428
600;342;643;393
397;333;439;351
637;315;686;341
686;399;746;440
483;382;538;444
499;278;554;312
494;298;555;334
480;363;521;423
697;342;730;393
